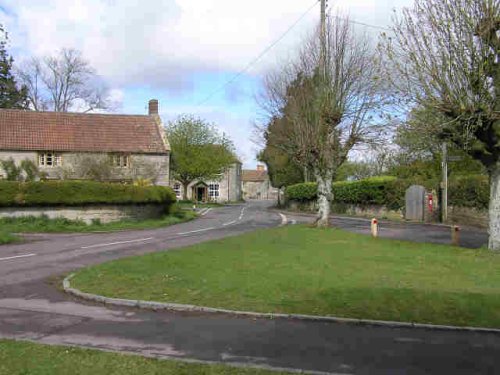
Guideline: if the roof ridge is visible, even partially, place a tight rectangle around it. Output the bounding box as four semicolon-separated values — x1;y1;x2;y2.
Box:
0;108;152;118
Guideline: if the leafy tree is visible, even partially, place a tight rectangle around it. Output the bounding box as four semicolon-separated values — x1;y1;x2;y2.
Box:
381;0;500;249
166;115;236;200
261;15;387;227
0;25;28;109
259;116;304;190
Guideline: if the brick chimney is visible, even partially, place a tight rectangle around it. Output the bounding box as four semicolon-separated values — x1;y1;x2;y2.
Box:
257;164;265;171
148;99;159;115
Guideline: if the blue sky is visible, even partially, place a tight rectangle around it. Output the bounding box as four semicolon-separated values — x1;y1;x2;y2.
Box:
0;0;411;168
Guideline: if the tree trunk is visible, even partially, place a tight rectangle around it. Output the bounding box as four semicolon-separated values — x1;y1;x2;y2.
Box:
489;162;500;251
182;183;189;201
315;172;333;228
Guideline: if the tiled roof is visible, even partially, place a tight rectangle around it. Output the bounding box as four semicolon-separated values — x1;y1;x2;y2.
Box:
242;169;268;182
0;109;169;154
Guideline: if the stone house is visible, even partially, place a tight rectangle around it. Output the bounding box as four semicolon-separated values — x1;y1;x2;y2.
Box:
242;165;278;200
171;162;243;203
0;100;170;185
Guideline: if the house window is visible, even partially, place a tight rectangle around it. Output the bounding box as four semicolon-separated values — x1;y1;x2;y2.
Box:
173;183;182;198
39;152;62;167
111;154;130;168
209;183;220;198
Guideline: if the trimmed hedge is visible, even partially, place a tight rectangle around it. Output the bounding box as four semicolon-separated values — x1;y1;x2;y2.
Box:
0;180;176;208
285;175;489;210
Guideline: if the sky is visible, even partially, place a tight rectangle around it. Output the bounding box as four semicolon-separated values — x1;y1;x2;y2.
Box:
0;0;412;168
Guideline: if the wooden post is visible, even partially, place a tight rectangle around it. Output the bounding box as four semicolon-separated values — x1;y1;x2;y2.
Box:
371;218;378;238
451;225;460;246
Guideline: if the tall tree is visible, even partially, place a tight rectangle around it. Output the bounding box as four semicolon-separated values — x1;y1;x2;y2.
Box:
0;25;28;109
259;116;304;189
380;0;500;250
166;115;236;200
261;16;386;226
17;48;111;112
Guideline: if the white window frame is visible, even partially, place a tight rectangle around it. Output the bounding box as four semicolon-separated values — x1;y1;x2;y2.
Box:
111;154;130;168
38;152;62;167
208;183;220;199
173;183;182;198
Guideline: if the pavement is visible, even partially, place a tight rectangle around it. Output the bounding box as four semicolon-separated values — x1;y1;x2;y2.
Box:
0;201;498;374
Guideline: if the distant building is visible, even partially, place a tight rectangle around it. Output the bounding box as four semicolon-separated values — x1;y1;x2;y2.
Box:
242;165;278;200
171;162;243;203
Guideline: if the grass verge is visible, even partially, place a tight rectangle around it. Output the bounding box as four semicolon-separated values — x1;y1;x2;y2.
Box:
0;339;289;375
72;226;500;328
0;230;19;245
0;210;197;234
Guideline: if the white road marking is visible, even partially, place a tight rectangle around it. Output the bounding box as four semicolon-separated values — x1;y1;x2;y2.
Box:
201;208;212;216
0;253;36;261
80;237;154;249
279;213;288;226
238;206;246;220
178;227;216;235
222;220;237;227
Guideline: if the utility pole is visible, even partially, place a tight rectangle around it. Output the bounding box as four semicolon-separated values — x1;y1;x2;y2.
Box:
320;0;327;78
441;142;448;222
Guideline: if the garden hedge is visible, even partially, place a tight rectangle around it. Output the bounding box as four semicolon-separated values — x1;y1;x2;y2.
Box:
285;175;489;210
0;180;177;208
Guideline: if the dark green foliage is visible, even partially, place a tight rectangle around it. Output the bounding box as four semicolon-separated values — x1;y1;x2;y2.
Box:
0;158;21;181
0;25;28;109
286;175;489;210
449;175;489;210
20;159;41;182
0;180;176;208
285;182;318;201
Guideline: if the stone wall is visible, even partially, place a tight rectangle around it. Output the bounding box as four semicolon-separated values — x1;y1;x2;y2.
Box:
0;204;167;224
286;199;488;228
448;206;488;229
242;179;279;200
0;151;170;185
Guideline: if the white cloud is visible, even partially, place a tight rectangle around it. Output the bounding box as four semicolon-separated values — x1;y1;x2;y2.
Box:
1;0;412;91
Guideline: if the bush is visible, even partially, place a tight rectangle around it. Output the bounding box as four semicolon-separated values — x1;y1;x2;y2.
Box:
0;180;177;208
286;174;490;211
285;182;318;201
449;175;489;210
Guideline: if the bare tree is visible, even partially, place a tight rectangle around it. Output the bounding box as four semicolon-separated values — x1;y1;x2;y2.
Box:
380;0;500;250
17;48;112;112
260;15;386;226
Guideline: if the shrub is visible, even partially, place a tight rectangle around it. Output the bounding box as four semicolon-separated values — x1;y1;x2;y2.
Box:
285;182;318;201
449;175;489;210
0;158;22;181
286;175;490;211
0;180;177;208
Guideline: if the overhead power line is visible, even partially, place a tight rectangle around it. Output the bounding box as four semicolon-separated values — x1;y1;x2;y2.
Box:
195;0;392;107
195;0;319;107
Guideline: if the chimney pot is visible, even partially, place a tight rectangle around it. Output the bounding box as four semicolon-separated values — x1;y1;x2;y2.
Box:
148;99;159;115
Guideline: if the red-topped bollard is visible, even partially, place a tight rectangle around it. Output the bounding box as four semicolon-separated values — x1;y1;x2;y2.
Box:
451;225;460;246
371;218;378;238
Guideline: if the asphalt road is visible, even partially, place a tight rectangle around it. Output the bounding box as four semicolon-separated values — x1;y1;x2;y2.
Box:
0;201;498;375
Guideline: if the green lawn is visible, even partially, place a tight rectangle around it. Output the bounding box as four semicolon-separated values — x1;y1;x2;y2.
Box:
0;210;196;234
0;230;19;245
0;340;288;375
71;226;500;328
